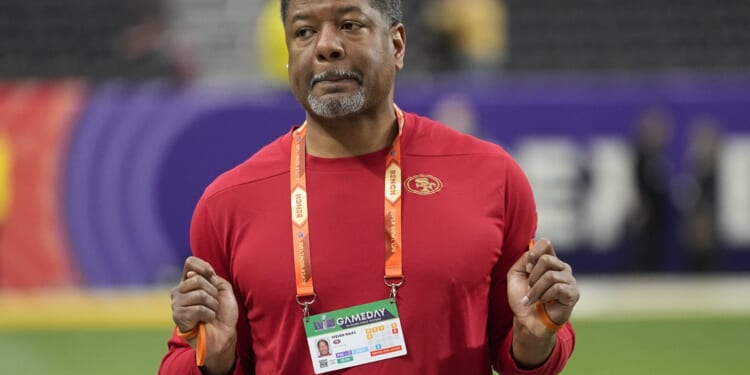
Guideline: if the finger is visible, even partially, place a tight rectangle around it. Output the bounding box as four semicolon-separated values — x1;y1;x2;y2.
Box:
508;251;530;277
537;282;580;307
175;273;219;297
211;274;234;293
174;289;221;312
528;254;569;287
525;238;555;273
173;305;217;331
525;270;575;305
170;286;220;330
182;256;216;281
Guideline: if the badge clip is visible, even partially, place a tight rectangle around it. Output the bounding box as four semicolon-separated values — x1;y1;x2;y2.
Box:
384;275;405;300
297;293;318;318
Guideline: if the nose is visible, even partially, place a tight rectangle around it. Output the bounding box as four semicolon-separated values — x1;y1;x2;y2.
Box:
315;25;345;62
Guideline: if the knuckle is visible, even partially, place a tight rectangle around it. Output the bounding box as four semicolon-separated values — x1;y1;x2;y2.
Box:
198;290;213;304
553;283;565;294
171;295;187;311
199;305;216;320
541;284;557;299
172;311;191;327
540;254;556;266
183;257;195;270
548;272;566;285
541;271;557;284
188;276;203;289
539;238;552;249
193;277;204;289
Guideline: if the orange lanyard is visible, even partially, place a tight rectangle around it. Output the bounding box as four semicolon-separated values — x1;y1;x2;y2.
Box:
290;106;406;313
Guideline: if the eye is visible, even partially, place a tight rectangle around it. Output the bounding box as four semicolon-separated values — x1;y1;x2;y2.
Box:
341;21;363;31
295;27;314;39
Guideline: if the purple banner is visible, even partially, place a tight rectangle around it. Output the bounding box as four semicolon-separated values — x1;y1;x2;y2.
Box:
64;76;750;286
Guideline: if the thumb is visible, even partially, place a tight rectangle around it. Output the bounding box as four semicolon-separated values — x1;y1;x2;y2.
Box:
210;274;232;289
209;274;237;314
508;251;529;279
507;251;532;312
210;274;234;293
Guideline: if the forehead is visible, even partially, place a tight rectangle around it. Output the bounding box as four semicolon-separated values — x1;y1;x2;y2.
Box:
287;0;380;22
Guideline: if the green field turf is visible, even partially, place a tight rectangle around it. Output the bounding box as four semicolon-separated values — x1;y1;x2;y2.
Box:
564;317;750;374
0;317;747;374
0;328;171;374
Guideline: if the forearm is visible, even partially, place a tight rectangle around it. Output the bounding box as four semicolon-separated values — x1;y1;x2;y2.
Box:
495;321;576;375
160;330;238;375
200;343;237;375
510;318;556;368
160;347;236;375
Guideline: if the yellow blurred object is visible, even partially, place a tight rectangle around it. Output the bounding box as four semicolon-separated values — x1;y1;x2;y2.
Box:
257;0;289;86
0;133;11;223
423;0;508;68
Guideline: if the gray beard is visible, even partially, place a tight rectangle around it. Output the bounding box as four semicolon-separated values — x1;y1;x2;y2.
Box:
307;87;365;118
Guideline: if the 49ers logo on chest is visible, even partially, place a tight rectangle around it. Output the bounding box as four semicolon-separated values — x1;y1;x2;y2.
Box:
404;174;443;195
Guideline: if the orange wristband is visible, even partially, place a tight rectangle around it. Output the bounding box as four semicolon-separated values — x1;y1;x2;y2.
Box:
177;323;207;366
177;325;199;340
535;302;564;332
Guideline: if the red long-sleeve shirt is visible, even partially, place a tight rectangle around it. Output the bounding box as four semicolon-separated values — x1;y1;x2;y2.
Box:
160;111;575;374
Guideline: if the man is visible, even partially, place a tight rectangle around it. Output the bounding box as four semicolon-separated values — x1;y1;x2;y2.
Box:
317;339;331;357
160;1;579;374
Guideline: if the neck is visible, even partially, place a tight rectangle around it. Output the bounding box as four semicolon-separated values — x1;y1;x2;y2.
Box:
304;102;398;158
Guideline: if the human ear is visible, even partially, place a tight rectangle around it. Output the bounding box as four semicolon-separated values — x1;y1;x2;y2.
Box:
391;23;406;71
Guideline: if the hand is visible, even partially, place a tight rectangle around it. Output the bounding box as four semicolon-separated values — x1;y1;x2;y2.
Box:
507;239;579;337
171;256;239;373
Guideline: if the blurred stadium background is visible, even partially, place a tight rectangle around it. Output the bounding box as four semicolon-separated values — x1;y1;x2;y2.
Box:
0;0;749;373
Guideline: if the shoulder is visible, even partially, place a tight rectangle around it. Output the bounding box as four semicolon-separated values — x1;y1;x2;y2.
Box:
402;111;516;163
201;131;291;201
402;111;531;192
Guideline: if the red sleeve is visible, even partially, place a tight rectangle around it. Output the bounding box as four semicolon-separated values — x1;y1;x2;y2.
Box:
497;323;576;375
159;196;255;375
488;155;576;374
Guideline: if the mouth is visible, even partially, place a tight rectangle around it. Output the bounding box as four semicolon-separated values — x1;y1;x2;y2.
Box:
310;70;363;88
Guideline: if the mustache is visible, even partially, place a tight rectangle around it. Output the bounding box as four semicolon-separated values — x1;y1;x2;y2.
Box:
310;70;363;88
